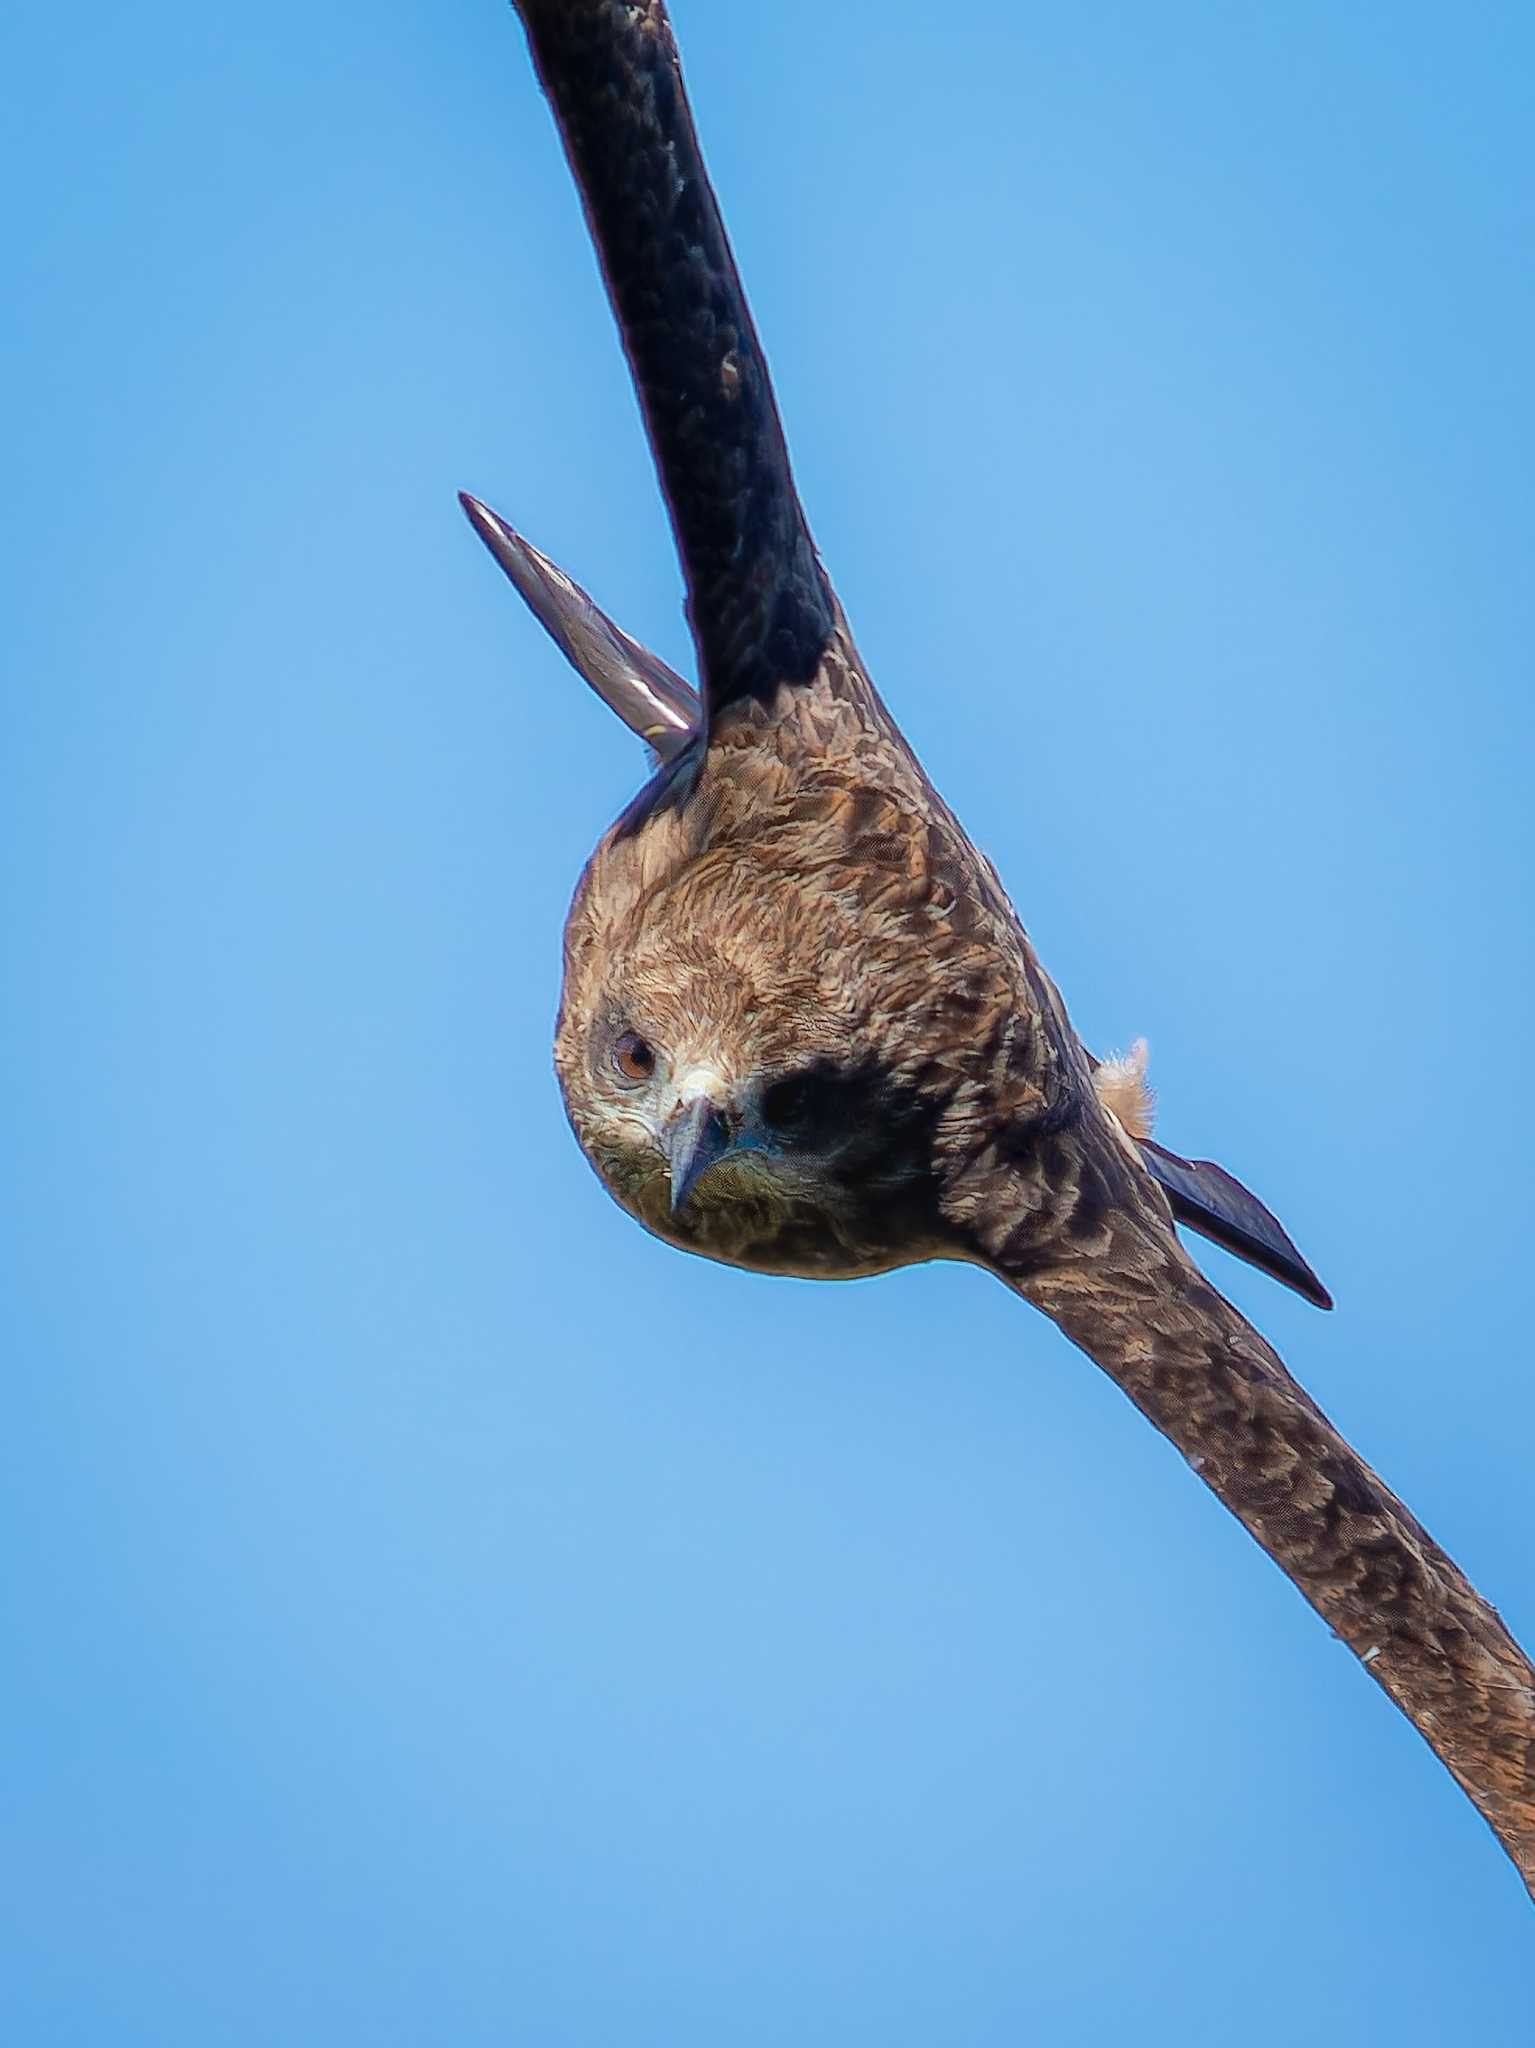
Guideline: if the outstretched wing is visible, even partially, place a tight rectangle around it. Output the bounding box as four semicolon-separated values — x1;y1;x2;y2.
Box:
505;0;834;728
973;1127;1535;1896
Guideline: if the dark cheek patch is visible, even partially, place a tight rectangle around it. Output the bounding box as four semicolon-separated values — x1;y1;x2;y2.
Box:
760;1067;840;1139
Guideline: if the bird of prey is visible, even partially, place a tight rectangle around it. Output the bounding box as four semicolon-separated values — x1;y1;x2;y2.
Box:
464;0;1535;1890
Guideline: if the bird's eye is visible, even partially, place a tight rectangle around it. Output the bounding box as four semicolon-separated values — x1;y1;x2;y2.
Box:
611;1031;656;1084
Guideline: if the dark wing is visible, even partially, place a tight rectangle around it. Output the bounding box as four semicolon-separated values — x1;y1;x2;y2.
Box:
459;494;699;762
505;1;833;727
1140;1137;1333;1309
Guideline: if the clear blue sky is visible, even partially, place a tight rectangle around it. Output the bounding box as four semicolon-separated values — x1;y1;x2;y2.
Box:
4;1;1533;2038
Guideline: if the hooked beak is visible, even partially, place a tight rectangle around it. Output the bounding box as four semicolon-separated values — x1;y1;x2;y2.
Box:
666;1097;736;1215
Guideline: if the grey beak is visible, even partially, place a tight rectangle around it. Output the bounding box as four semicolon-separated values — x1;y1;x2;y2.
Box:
666;1097;734;1214
457;492;700;762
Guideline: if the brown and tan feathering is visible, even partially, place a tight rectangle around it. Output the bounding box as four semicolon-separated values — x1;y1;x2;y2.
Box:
466;0;1535;1892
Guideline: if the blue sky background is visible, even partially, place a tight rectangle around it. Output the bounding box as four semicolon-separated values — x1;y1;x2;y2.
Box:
4;1;1533;2038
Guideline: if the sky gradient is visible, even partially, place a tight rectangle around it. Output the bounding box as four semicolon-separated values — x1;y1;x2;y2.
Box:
4;1;1534;2038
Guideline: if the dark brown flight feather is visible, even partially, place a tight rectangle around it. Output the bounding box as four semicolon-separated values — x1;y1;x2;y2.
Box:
512;0;833;721
474;0;1535;1893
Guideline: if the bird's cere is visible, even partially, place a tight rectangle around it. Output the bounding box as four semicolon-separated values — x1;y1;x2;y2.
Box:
673;1066;729;1106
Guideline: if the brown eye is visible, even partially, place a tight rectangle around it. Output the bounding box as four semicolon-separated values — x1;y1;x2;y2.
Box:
611;1031;656;1084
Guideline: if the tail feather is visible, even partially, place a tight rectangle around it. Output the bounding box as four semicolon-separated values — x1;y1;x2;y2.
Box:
1139;1138;1333;1310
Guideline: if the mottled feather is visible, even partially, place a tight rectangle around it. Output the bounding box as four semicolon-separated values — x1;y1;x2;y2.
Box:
488;0;1535;1894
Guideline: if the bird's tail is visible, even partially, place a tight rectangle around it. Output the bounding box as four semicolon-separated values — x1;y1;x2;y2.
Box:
1139;1139;1332;1309
1090;1041;1331;1308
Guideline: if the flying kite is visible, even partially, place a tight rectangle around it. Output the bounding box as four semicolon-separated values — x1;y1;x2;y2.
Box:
464;0;1535;1890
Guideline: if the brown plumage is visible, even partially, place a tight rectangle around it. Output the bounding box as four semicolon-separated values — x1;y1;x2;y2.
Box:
469;0;1535;1891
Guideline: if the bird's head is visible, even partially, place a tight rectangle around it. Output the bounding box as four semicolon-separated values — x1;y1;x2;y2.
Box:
461;498;953;1274
553;866;946;1278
